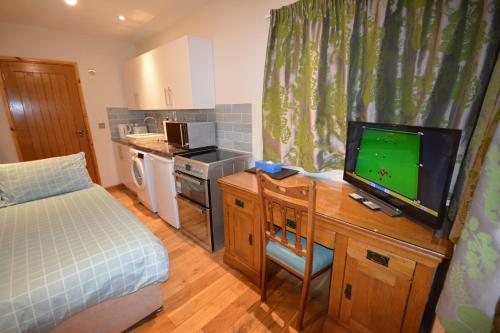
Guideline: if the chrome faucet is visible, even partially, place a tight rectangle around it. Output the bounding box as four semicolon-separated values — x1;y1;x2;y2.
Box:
143;116;158;133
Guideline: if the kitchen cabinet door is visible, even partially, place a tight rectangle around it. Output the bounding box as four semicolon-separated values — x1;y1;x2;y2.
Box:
138;49;169;110
123;58;142;110
122;36;215;111
154;38;191;110
124;50;168;110
112;142;135;192
174;36;215;109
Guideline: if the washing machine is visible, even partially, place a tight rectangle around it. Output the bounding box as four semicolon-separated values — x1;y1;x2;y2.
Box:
130;148;157;212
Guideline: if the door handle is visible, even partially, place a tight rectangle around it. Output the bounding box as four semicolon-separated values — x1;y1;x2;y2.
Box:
134;92;139;108
344;284;352;300
175;171;204;186
76;129;85;137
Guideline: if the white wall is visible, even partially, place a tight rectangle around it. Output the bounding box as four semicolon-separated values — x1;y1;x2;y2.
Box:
0;23;135;186
136;0;296;160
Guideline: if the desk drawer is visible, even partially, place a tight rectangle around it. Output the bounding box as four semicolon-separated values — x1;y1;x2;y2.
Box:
347;239;416;279
225;192;256;214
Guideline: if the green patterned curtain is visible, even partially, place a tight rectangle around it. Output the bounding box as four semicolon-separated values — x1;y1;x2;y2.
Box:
262;0;500;173
448;53;500;241
436;121;500;332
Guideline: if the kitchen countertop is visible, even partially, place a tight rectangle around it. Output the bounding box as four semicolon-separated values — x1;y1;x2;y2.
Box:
112;138;187;158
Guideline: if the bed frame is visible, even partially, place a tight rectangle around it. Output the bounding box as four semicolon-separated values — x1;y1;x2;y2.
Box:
49;284;162;333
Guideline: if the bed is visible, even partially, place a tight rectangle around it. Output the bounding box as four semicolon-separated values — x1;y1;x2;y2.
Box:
0;153;168;333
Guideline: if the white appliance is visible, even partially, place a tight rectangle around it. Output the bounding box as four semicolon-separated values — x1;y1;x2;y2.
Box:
162;121;216;148
117;124;132;139
174;148;251;251
130;148;157;212
150;154;180;229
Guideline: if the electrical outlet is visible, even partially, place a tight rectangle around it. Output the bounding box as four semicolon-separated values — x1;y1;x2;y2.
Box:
98;122;105;129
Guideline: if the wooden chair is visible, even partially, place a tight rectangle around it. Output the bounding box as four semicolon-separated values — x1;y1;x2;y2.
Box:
256;169;334;330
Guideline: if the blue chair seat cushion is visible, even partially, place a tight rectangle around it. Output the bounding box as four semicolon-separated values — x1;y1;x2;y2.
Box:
266;230;334;276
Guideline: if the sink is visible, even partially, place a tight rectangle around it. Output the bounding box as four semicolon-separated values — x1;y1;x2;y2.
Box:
126;133;164;143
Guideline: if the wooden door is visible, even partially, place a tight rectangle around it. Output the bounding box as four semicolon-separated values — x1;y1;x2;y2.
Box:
0;59;100;183
225;193;260;270
339;239;415;333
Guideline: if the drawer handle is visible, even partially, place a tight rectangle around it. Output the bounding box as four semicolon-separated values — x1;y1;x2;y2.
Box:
235;198;245;208
366;250;390;267
248;234;253;245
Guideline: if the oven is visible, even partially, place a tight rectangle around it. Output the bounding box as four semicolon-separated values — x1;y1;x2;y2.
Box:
174;170;213;251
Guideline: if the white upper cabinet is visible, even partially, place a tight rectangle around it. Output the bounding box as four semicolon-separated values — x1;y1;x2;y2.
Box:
123;36;215;110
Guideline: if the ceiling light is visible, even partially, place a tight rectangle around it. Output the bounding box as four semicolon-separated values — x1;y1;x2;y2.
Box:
64;0;77;6
118;15;126;21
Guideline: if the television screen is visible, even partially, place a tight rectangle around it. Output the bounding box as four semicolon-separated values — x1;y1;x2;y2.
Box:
343;121;461;229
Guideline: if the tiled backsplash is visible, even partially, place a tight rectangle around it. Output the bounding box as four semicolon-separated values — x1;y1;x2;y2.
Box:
106;103;253;153
107;107;145;139
213;104;252;152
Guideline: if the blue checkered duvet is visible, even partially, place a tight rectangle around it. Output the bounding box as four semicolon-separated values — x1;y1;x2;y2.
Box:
0;185;168;333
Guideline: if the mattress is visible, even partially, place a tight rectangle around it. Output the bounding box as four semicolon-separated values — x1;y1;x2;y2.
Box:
0;185;168;333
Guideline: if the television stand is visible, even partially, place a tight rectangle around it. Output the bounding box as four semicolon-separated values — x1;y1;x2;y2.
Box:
350;189;403;217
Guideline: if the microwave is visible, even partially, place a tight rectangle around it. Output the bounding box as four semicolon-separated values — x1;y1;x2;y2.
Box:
162;121;216;149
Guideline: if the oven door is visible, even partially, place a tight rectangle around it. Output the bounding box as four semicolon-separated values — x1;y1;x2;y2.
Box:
174;171;212;250
176;194;212;251
174;171;210;208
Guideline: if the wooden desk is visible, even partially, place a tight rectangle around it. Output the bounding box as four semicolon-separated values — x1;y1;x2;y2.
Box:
218;172;452;333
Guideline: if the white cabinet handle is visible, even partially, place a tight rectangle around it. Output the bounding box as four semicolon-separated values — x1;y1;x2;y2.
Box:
163;87;168;107
134;92;139;109
167;87;173;107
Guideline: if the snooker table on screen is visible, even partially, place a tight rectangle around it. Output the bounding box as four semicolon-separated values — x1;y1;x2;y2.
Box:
354;127;421;200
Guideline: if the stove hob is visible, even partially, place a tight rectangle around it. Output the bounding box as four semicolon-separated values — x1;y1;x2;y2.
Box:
180;148;247;164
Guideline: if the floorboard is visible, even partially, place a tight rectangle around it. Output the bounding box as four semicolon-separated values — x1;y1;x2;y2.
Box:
108;186;329;333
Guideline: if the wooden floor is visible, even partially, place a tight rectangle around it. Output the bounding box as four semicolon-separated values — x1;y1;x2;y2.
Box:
107;186;330;333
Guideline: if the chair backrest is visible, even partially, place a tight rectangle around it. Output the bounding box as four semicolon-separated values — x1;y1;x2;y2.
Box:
256;169;317;258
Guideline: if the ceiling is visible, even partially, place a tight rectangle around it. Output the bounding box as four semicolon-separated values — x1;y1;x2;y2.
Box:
0;0;211;42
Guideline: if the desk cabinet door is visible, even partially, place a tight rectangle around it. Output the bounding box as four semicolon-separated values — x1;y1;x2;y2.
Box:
224;193;260;271
339;240;415;333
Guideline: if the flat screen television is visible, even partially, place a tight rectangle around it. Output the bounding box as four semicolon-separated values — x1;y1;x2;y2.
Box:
343;121;461;230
